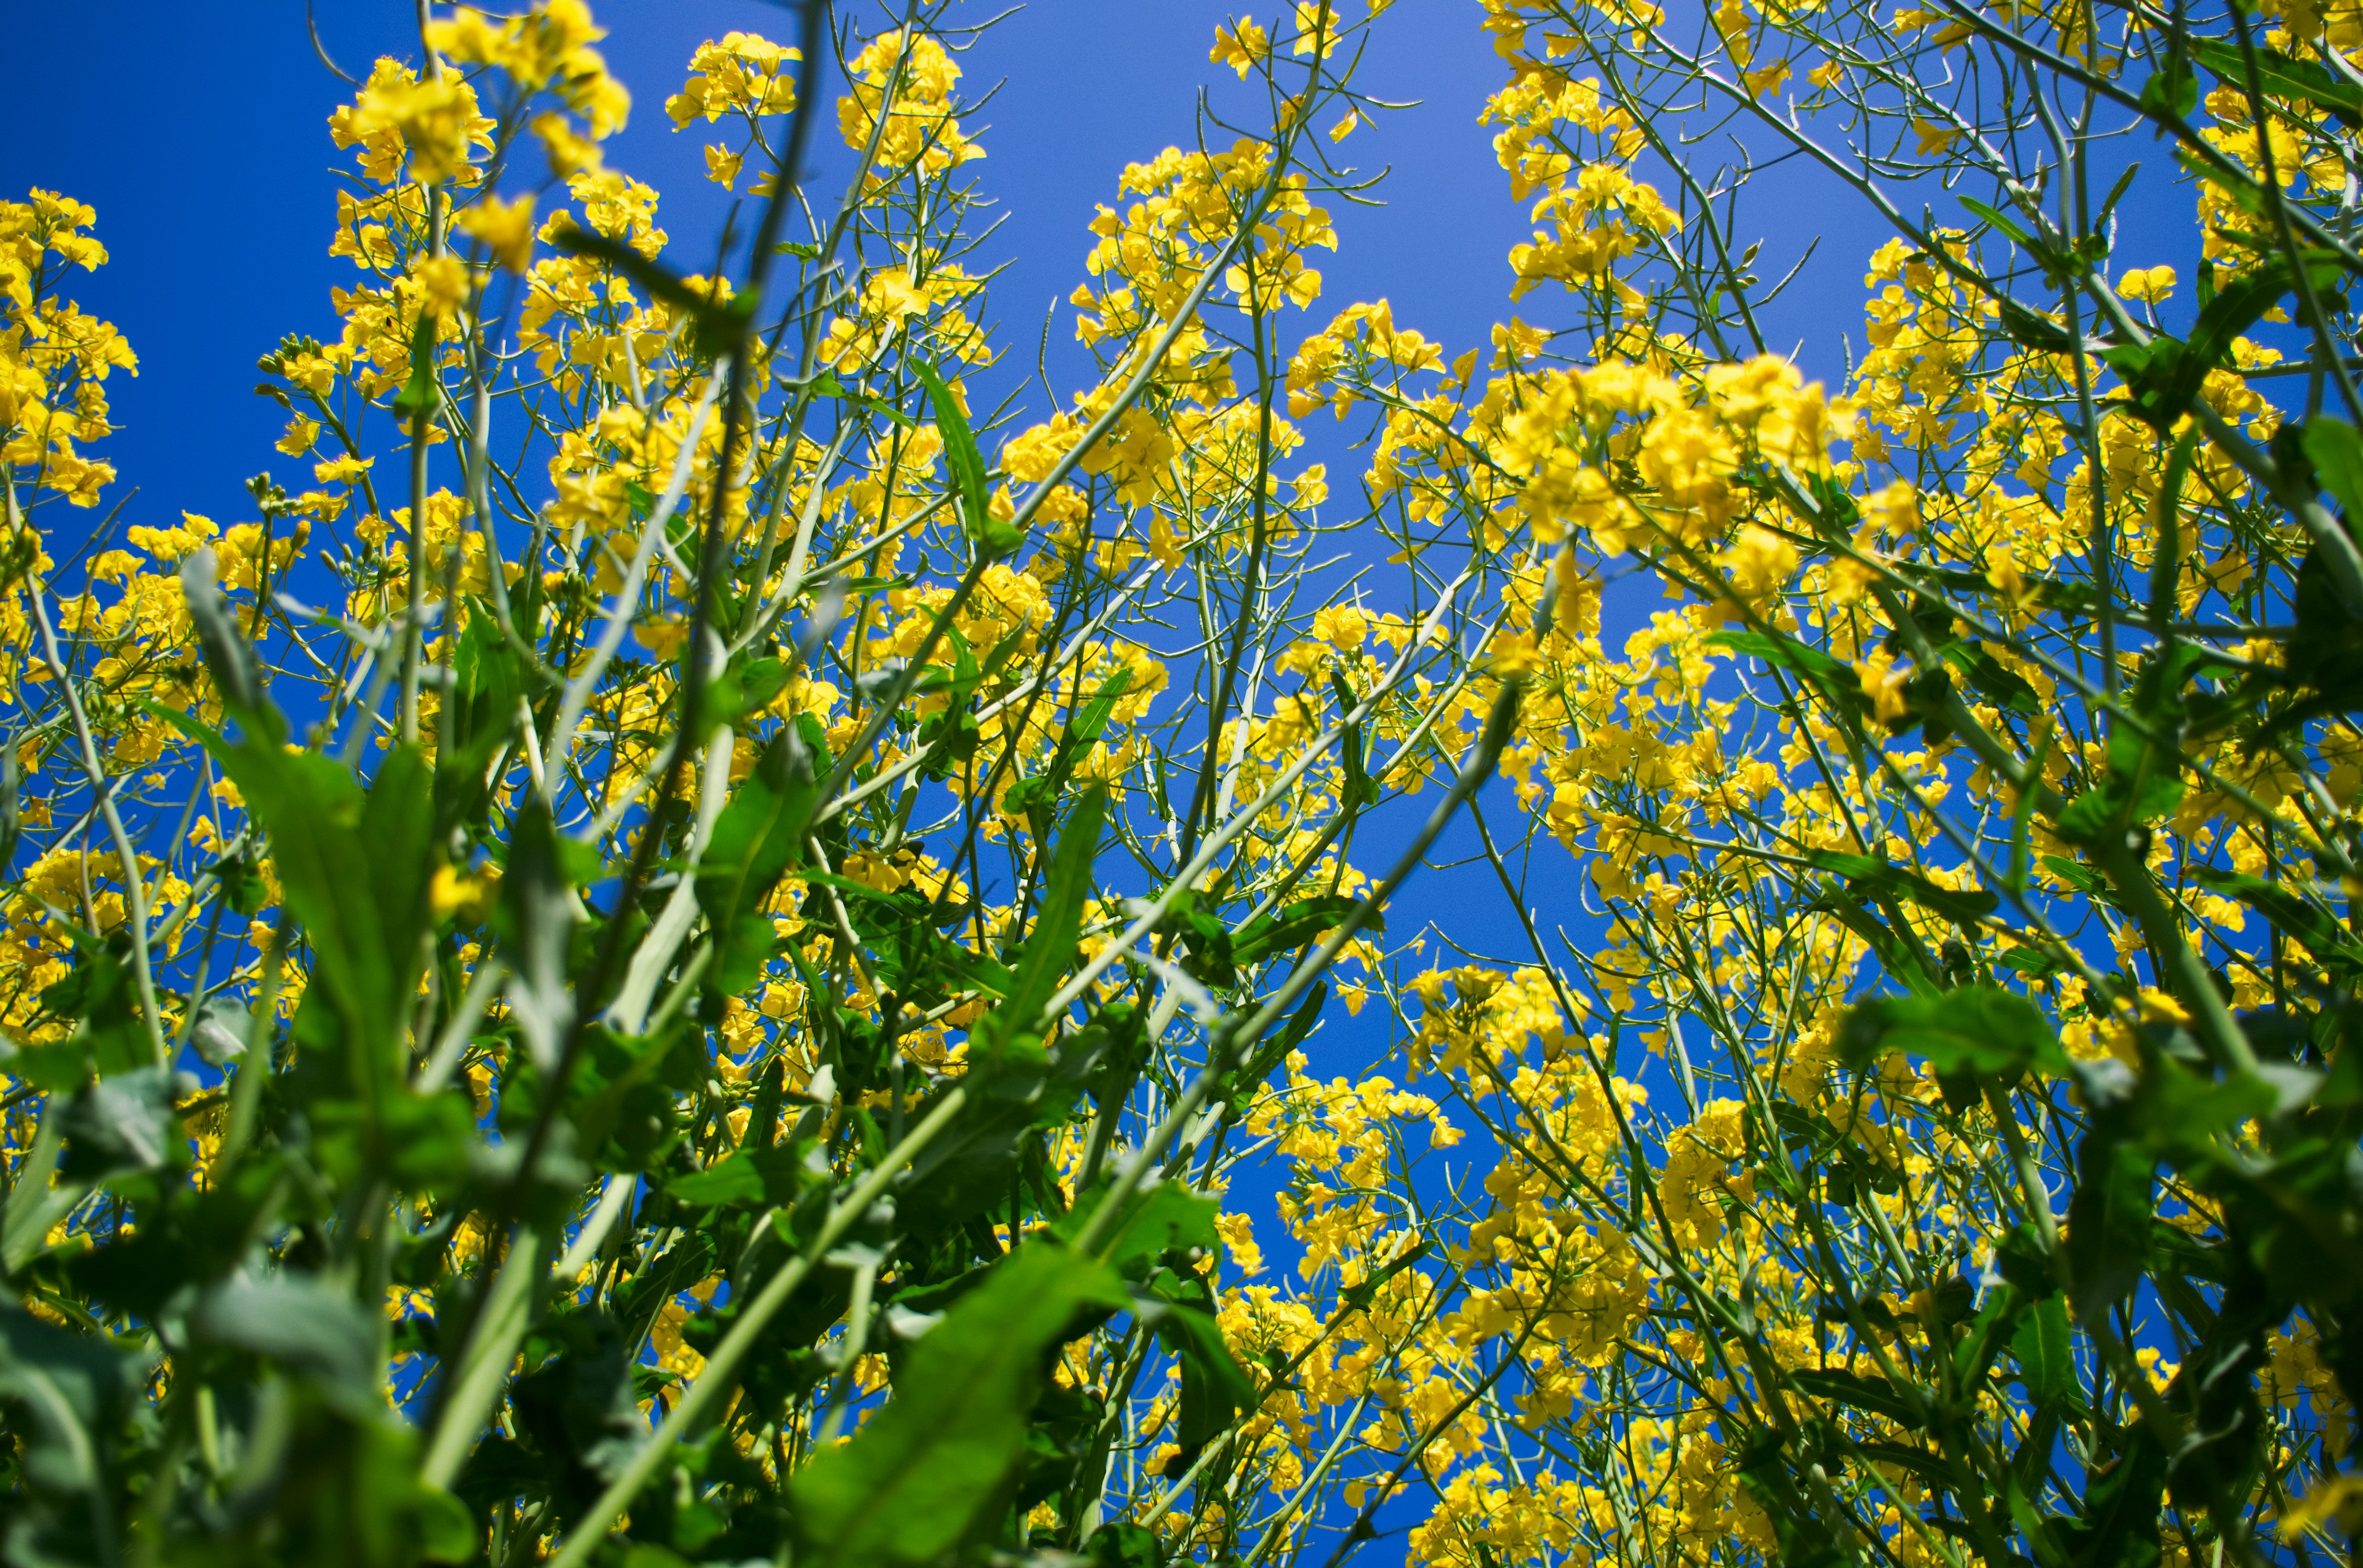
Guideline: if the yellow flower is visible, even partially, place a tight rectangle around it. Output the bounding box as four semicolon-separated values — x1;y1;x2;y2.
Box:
1212;18;1271;76
409;253;471;320
1313;604;1370;648
1855;649;1912;724
455;193;537;273
1489;630;1546;678
1912;118;1960;154
666;32;800;126
1293;2;1343;56
2284;1476;2363;1540
2119;264;2177;303
532;111;602;177
275;415;321;457
313;452;374;486
329;60;494;188
430;863;498;925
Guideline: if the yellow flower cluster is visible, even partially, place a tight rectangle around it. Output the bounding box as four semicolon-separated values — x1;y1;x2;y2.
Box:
0;190;135;510
838;29;985;185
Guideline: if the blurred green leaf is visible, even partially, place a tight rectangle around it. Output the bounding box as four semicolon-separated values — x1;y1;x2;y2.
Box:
791;1241;1127;1566
1839;986;2068;1078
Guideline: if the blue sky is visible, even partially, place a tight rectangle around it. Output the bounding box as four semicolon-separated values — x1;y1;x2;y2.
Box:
0;0;1908;540
0;1;1529;529
0;0;1922;1097
5;0;2210;1079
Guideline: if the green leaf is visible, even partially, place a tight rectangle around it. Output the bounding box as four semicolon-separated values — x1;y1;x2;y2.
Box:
393;309;441;420
1792;1366;1924;1428
170;714;439;1086
807;370;918;428
791;1242;1127;1566
0;1302;151;1514
913;359;1014;556
2066;1129;2156;1316
1087;1521;1165;1568
2057;645;2213;844
2011;1289;2076;1409
1168;1301;1256;1458
1707;628;1853;686
415;1486;477;1563
2105;254;2339;431
2307;414;2363;522
696;727;821;994
179;549;268;718
994;785;1108;1039
190;1273;385;1419
58;1067;180;1182
1995;297;2077;355
497;799;577;1070
1961;195;2040;249
1735;1429;1849;1568
1838;985;2069;1078
39;928;146;1079
1231;894;1371;968
1058;1178;1221;1274
1938;640;2040;716
666;1150;767;1207
553;226;754;361
2060;1420;2167;1568
1804;850;1999;926
1329;671;1380;809
1341;1239;1429;1311
2193;36;2363;126
434;609;525;832
2140;48;2199;120
2039;854;2105;893
2192;866;2363;979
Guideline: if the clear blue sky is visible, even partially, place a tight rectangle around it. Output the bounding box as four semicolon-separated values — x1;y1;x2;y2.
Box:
0;0;1911;541
0;0;1541;531
0;0;1919;1079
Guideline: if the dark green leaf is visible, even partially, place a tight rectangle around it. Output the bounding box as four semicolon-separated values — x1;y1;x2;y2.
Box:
994;785;1107;1039
2066;1130;2156;1316
179;548;267;716
58;1067;180;1181
697;726;820;994
2193;866;2363;979
914;359;1014;556
2193;36;2363;126
1839;986;2069;1078
553;226;754;361
1231;894;1371;968
393;310;441;420
0;1302;150;1510
1961;195;2040;249
2012;1289;2076;1409
2308;415;2363;521
1708;628;1854;687
791;1242;1128;1566
1087;1521;1165;1568
1058;1178;1221;1274
497;798;577;1070
667;1150;767;1207
1791;1366;1924;1428
1804;850;1999;926
190;1273;385;1419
